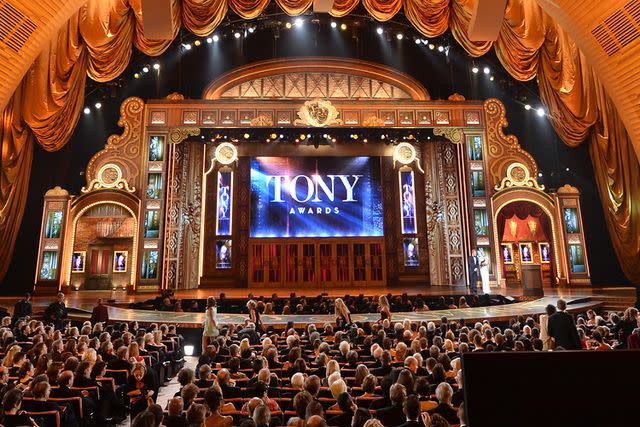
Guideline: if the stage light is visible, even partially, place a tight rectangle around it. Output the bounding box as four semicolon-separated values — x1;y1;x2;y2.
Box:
422;39;428;45
323;133;328;138
194;40;201;46
213;34;219;42
184;345;194;356
94;102;102;109
295;138;300;143
437;45;444;52
248;26;255;33
285;22;292;29
472;66;479;74
489;75;495;81
184;43;192;50
363;138;368;143
142;66;149;73
266;138;270;143
538;172;543;177
428;43;435;50
353;134;359;140
270;133;277;139
300;134;306;140
340;23;347;31
134;73;140;79
377;27;383;35
331;138;337;143
415;38;421;45
243;133;250;139
381;135;386;140
201;135;205;139
396;33;403;40
206;37;212;43
483;66;490;74
524;104;531;110
153;63;160;70
279;134;284;139
536;108;545;117
234;32;241;39
83;107;90;115
565;167;570;171
331;21;337;29
294;18;303;27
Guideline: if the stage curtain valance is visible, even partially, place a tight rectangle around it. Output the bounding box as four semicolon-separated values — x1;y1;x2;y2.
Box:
1;0;639;283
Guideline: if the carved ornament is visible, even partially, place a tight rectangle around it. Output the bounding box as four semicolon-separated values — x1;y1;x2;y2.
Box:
448;93;465;101
393;143;424;173
363;116;385;127
84;97;144;195
45;186;69;197
168;127;201;144
433;127;463;144
495;162;545;191
484;98;539;191
82;163;136;193
250;115;274;126
294;99;343;127
214;143;238;166
166;92;185;100
556;184;580;195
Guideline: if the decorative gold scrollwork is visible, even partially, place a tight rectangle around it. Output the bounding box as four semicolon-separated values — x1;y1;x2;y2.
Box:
168;127;201;144
433;127;463;144
494;162;545;191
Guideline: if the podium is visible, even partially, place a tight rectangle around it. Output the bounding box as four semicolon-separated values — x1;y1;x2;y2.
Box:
521;264;543;296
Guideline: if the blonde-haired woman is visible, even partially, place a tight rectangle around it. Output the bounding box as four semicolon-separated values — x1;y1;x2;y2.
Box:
202;296;219;353
247;300;264;333
378;295;392;323
2;345;21;368
334;298;352;330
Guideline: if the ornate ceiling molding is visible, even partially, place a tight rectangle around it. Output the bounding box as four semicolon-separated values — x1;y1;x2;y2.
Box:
495;162;545;191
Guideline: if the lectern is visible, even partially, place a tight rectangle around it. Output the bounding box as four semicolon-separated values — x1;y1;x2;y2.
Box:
521;264;543;296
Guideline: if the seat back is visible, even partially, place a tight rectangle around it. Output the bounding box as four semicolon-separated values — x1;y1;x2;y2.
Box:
24;410;60;427
49;396;83;420
105;369;129;385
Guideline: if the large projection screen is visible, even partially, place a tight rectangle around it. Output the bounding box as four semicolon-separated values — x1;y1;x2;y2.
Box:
250;156;383;238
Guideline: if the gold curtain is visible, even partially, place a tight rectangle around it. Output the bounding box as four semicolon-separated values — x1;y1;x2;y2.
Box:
1;0;639;282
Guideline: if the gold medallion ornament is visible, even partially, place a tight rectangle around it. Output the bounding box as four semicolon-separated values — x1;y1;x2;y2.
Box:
82;163;135;193
214;142;238;165
393;142;424;173
494;162;545;191
294;99;343;127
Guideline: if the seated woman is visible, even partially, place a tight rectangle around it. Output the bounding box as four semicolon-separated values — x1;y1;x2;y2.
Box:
0;388;37;427
204;388;233;427
125;363;157;421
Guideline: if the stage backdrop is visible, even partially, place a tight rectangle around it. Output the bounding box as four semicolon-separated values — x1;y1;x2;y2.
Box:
250;156;383;238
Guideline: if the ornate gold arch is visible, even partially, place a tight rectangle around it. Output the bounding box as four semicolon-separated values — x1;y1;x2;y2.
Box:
202;57;430;101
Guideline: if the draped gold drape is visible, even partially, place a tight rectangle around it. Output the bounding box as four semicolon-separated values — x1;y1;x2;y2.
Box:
1;0;638;282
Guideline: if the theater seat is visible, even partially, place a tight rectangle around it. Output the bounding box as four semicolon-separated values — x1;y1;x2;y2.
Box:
24;410;60;427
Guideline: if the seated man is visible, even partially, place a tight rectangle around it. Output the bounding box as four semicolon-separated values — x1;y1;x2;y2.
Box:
427;382;459;425
375;383;406;427
21;381;79;427
164;397;188;427
195;365;214;389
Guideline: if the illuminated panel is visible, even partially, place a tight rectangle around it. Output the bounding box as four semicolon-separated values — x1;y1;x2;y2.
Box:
403;238;419;267
141;249;159;279
216;240;232;269
399;170;417;234
216;171;233;235
250;156;383;238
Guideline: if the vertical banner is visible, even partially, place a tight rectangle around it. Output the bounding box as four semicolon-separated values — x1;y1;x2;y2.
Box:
216;171;233;235
399;170;417;234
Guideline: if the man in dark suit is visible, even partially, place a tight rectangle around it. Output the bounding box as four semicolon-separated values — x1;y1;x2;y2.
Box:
468;249;479;294
45;292;68;330
22;381;79;427
376;383;407;427
12;292;32;322
90;298;109;324
328;392;356;427
398;395;423;427
547;299;581;350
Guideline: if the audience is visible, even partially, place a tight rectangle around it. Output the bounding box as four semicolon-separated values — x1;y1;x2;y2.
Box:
0;292;635;427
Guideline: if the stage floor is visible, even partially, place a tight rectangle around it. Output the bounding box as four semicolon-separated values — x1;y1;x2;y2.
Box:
0;286;632;329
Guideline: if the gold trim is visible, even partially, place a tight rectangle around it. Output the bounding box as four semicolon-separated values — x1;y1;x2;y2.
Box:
433;127;463;144
294;99;343;127
168;127;201;144
495;162;545;191
82;163;136;193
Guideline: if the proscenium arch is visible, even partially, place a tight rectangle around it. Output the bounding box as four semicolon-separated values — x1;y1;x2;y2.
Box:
202;57;430;101
491;187;565;285
65;191;141;290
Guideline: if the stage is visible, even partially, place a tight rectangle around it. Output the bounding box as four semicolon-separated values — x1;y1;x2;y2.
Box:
4;286;633;329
